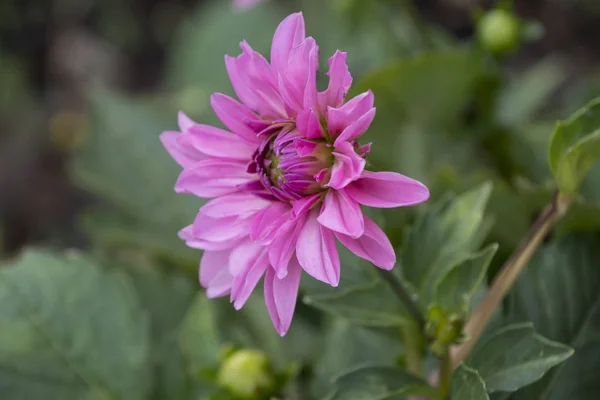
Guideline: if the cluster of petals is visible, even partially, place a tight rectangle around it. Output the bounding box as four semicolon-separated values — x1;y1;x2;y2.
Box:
161;12;429;336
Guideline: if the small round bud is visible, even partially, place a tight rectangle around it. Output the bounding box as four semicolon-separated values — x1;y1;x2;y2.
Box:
477;9;521;54
217;349;275;399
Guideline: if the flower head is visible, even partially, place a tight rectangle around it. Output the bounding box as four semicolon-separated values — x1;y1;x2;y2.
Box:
161;12;429;336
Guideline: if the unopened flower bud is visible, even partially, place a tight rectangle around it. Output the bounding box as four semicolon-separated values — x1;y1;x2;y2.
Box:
477;9;521;54
217;349;275;399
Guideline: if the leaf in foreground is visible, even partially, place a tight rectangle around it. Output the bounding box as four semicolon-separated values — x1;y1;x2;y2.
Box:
0;250;151;400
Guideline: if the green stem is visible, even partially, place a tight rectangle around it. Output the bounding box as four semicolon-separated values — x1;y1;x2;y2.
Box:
438;351;452;398
401;323;424;376
451;191;571;368
377;268;426;330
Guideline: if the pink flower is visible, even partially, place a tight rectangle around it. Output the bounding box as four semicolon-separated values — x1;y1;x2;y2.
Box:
233;0;266;11
161;13;429;336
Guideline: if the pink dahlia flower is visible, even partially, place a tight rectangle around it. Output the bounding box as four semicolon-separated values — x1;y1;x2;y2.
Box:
233;0;266;11
161;12;429;336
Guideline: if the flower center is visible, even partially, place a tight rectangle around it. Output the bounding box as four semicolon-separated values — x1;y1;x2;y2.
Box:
249;128;333;202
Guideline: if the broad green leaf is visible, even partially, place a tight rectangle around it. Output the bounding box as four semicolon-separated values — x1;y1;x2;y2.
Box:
0;250;151;400
402;182;493;307
325;366;436;400
122;262;197;400
451;365;490;400
436;244;498;314
467;323;573;393
179;295;221;375
73;88;199;264
507;236;600;400
353;49;485;129
496;58;566;127
312;320;402;398
548;96;600;194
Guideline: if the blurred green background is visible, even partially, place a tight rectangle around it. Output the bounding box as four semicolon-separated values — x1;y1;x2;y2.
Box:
2;0;600;399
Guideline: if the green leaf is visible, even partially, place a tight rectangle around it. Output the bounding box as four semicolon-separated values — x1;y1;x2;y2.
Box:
451;365;490;400
0;249;151;399
467;323;573;393
402;182;493;307
507;236;600;399
303;249;412;328
312;320;402;397
73;88;199;264
353;49;485;129
325;366;436;400
548;96;600;194
178;295;221;375
436;244;498;314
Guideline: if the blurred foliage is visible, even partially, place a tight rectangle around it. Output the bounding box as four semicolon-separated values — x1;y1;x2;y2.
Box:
3;0;600;398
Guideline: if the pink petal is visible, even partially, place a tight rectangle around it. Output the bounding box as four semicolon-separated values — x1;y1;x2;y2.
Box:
210;93;262;144
271;12;306;73
296;108;324;139
345;170;430;208
292;193;322;218
200;193;270;219
277;37;318;115
296;208;340;286
317;189;364;238
160;131;206;168
328;141;366;190
335;215;396;270
334;107;376;146
231;248;269;310
193;212;251;242
178;225;243;251
175;159;253;198
225;43;287;118
205;267;234;298
178;124;256;160
199;250;230;287
264;258;302;336
178;111;195;132
229;240;264;276
327;90;374;136
269;211;307;278
250;202;291;243
319;51;352;109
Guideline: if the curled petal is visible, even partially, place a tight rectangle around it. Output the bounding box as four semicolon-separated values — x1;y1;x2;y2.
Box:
335;215;396;270
210;93;262;144
230;246;269;309
160;131;206;168
178;111;195;132
199;250;230;287
319;51;352;109
296;108;324;139
296;208;340;286
178;225;243;251
328;141;366;189
317;189;364;238
179;124;256;160
345;171;430;208
175;160;253;198
277;37;318;115
250;202;291;242
264;258;302;336
193;212;251;242
269;211;307;278
327;90;374;136
334;107;376;145
271;12;306;73
200;193;270;219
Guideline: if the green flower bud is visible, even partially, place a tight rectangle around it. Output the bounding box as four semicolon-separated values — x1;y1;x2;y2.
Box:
217;349;275;400
477;9;521;54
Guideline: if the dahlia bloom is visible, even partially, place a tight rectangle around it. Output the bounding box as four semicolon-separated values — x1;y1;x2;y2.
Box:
161;12;429;336
233;0;266;11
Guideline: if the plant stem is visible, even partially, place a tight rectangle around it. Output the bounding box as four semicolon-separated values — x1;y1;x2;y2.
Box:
377;268;426;329
438;351;452;398
402;323;424;376
451;191;571;368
